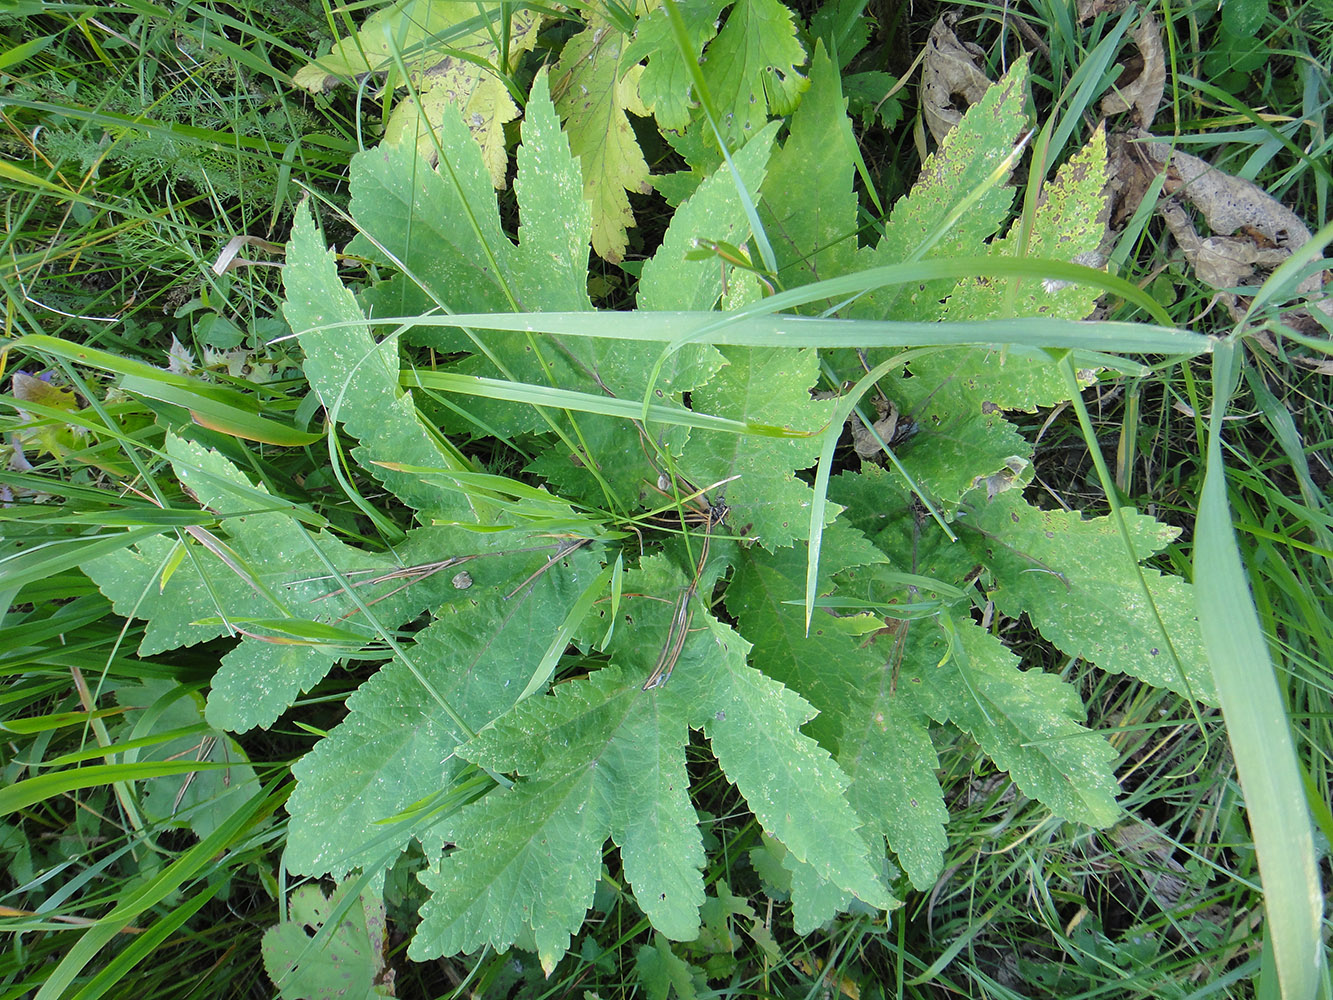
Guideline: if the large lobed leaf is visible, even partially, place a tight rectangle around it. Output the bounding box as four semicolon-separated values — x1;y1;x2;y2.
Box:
352;70;591;323
725;526;949;894
409;555;892;970
80;436;433;732
285;545;605;878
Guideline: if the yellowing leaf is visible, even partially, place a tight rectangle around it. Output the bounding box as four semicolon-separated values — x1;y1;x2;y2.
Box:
10;371;84;459
551;25;651;262
386;69;524;188
939;127;1111;409
293;0;539;188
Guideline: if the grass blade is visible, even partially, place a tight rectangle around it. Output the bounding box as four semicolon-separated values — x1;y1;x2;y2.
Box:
1195;339;1324;1000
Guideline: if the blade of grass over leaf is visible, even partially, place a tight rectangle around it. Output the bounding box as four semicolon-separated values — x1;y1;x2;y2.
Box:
658;0;782;275
346;254;1182;337
366;309;1197;354
402;369;809;436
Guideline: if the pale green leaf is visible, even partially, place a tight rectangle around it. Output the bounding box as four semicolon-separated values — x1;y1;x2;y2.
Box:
79;437;403;732
283;203;480;520
293;0;539;188
366;70;592;317
785;852;853;933
946;125;1110;325
759;43;859;302
262;882;385;1000
350;128;512;318
285;545;603;877
941;126;1111;409
680;346;835;548
640;122;780;310
512;70;595;312
961;491;1217;702
902;611;1122;827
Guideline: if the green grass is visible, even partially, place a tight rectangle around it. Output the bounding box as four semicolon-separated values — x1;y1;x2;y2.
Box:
2;0;1330;996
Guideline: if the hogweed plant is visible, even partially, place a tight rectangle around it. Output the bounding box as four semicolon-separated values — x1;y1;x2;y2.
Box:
21;38;1315;995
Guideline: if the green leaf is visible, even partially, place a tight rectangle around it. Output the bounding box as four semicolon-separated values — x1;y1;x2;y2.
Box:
628;0;806;150
902;611;1122;827
851;56;1030;322
690;621;895;915
354;70;591;320
628;0;728;131
679;347;835;549
697;0;808;149
809;0;871;68
415;661;702;971
844;72;903;129
283;203;480;521
551;25;651;263
635;934;705;1000
78;437;404;731
411;556;889;970
878;349;1035;512
115;679;261;842
726;530;947;891
961;491;1217;702
640;122;780;310
759;42;859;302
512;70;596;311
262;882;388;1000
285;545;602;877
350;137;514;319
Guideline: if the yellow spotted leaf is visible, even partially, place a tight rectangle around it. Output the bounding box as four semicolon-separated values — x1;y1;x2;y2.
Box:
293;0;539;188
551;26;652;262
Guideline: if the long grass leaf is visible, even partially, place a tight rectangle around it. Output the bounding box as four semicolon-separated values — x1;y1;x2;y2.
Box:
32;779;283;1000
1196;339;1324;1000
0;760;229;816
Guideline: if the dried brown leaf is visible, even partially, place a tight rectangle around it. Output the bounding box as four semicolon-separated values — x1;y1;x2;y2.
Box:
921;14;992;145
1101;12;1165;128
